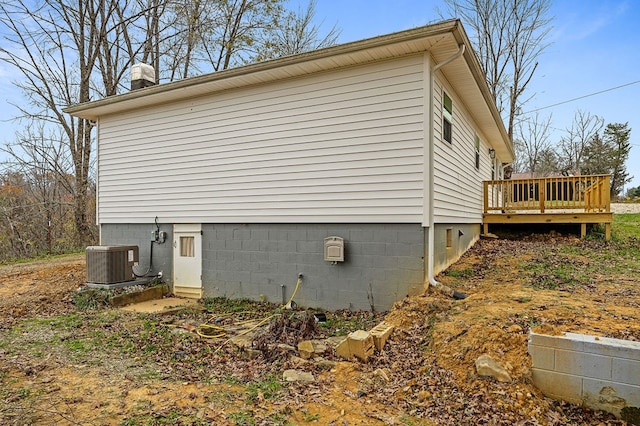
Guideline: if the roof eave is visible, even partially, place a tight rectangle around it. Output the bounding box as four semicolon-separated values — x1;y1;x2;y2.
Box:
64;19;460;120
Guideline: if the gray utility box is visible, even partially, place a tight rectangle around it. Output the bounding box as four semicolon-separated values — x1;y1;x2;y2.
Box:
86;245;139;284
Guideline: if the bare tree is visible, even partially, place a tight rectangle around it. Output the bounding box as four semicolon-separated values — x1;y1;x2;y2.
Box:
441;0;553;142
255;0;341;61
514;112;553;176
558;110;604;174
0;0;341;251
0;0;145;245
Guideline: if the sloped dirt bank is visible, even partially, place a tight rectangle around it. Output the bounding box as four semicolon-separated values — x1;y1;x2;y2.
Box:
0;232;638;425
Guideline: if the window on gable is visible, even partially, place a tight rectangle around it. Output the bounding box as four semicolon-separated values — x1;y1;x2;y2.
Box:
443;92;452;144
474;134;480;169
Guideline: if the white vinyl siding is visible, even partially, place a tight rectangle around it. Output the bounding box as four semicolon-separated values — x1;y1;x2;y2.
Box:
97;56;425;224
432;77;492;223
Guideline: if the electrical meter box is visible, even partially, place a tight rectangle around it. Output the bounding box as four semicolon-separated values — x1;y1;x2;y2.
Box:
324;236;344;263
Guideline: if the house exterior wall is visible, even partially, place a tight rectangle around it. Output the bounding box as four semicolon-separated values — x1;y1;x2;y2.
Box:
432;74;494;224
100;222;425;311
97;55;426;225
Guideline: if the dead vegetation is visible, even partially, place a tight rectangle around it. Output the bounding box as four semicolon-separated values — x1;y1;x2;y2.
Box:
0;227;639;425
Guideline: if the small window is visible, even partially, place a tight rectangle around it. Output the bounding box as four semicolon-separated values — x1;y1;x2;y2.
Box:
443;92;453;144
446;228;453;248
491;158;496;180
180;236;195;257
474;135;480;169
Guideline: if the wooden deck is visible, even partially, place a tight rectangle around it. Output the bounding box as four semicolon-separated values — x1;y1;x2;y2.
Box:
483;175;612;240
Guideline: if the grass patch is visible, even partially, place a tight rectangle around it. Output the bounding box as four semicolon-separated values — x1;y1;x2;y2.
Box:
526;249;591;291
613;213;640;240
227;410;255;425
73;288;112;310
246;374;283;403
444;267;474;279
202;297;276;314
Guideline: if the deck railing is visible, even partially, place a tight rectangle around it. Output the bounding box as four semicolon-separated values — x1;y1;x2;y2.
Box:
483;174;611;213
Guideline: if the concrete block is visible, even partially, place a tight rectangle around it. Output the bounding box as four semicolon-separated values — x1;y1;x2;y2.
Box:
241;239;259;251
612;358;640;386
233;251;252;263
397;229;424;244
335;330;375;362
250;251;269;263
250;229;269;240
573;333;640;359
269;229;288;241
398;256;423;271
347;242;362;255
258;240;278;251
528;344;555;370
225;239;241;250
372;255;397;269
387;243;410;256
531;368;583;405
348;330;375;362
216;250;234;261
529;331;585;352
296;240;322;253
582;378;640;418
277;240;296;252
305;229;329;241
361;242;386;256
349;229;373;242
109;285;169;307
374;229;398;243
370;321;394;351
287;229;307;241
555;349;612;380
232;228;250;240
335;338;351;360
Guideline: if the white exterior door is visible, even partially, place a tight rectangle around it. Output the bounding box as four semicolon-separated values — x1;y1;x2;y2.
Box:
173;224;202;298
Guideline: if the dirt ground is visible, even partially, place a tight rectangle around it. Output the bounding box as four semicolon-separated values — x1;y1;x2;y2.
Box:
0;225;639;425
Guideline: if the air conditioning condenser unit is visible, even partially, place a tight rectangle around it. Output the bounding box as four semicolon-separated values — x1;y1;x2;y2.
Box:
86;245;139;284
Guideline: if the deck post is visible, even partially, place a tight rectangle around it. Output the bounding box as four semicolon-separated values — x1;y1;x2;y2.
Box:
538;182;545;213
483;181;489;213
580;223;587;239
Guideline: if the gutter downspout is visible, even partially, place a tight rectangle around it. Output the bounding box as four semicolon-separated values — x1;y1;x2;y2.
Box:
427;43;467;300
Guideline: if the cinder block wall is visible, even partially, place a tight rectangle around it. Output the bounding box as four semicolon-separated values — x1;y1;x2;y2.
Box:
101;223;426;311
529;331;640;418
202;223;425;311
101;223;173;279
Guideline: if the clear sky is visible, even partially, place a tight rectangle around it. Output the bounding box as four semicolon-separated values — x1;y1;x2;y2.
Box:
1;0;639;191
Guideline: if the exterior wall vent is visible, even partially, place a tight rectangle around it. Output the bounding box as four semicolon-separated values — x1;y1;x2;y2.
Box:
86;245;139;284
131;63;155;90
324;236;345;263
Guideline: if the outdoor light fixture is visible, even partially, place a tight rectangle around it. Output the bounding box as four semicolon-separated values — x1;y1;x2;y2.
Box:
488;148;496;159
